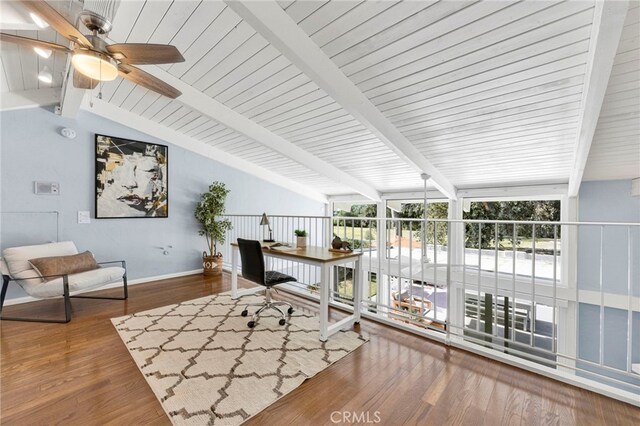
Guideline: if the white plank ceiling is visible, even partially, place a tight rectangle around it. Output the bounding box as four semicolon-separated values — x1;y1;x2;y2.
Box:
1;0;638;197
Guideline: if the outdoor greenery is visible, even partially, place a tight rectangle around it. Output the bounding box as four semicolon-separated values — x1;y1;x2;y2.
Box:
332;268;378;300
463;200;561;250
398;202;449;245
333;203;379;227
331;200;561;252
194;181;233;256
343;238;371;249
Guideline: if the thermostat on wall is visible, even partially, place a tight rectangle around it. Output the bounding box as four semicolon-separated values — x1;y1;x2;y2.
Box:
34;181;60;195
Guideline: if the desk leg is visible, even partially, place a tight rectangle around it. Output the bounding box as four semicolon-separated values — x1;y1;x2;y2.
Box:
353;258;362;323
231;246;238;299
319;263;330;342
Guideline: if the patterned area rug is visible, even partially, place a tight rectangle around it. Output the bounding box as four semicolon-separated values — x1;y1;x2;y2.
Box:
112;293;367;425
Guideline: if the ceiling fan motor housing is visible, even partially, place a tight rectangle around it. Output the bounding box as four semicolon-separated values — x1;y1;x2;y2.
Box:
79;10;112;34
86;34;109;52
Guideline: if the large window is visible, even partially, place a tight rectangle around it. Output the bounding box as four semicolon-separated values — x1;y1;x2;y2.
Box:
385;199;449;262
332;202;378;250
463;199;561;280
332;202;378;304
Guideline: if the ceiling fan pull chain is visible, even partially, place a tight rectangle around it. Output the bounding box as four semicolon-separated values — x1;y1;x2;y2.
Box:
98;61;103;100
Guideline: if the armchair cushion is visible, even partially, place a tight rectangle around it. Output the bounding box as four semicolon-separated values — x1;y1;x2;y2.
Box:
29;251;98;282
3;241;78;280
22;266;126;298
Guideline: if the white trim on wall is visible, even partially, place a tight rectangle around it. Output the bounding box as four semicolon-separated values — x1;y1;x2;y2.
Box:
578;290;640;312
328;184;569;203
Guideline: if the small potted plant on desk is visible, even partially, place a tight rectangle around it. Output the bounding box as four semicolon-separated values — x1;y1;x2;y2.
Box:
195;181;233;276
294;229;308;248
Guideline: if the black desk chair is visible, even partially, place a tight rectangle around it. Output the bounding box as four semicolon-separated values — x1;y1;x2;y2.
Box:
237;238;297;328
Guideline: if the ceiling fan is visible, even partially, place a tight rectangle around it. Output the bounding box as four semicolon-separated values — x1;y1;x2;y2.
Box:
0;0;185;98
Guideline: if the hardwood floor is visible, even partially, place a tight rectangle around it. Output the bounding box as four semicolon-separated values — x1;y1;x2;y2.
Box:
1;273;638;425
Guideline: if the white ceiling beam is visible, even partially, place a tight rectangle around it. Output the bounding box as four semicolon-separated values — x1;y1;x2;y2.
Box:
138;64;381;202
568;0;629;197
226;0;457;200
0;87;59;111
82;97;329;204
58;56;85;118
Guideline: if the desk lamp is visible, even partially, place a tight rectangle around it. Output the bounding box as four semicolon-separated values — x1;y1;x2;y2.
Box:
260;213;275;242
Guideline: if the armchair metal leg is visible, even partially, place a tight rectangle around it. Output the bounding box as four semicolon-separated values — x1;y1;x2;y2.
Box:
123;267;128;299
1;276;9;311
0;275;72;323
70;272;128;301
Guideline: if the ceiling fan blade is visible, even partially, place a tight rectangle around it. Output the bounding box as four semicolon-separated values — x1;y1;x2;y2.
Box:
118;64;181;99
73;70;98;90
106;44;185;65
0;32;72;53
19;0;92;48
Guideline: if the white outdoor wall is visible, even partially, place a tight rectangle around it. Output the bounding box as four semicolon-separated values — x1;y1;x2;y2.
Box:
0;107;326;300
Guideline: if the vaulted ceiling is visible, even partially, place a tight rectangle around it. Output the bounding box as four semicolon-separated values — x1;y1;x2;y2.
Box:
1;0;638;200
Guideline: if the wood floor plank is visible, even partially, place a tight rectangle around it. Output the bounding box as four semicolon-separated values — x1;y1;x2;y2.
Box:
1;273;638;425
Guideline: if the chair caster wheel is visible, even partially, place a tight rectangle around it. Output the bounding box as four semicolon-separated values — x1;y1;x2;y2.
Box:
279;319;286;326
287;307;294;314
241;310;248;317
248;321;256;328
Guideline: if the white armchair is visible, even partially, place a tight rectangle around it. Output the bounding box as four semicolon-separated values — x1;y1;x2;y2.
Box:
0;241;127;323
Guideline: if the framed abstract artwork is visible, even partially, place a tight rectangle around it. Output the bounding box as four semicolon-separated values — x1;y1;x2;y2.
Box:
95;134;168;218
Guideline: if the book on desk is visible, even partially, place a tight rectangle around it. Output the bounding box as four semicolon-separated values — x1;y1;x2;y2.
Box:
264;242;298;252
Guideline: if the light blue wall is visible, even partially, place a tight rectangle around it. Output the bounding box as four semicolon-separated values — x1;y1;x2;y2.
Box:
0;107;326;300
578;179;640;295
577;180;640;391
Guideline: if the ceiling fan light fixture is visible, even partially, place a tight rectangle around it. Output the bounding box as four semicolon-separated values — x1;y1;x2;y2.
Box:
29;12;49;29
72;49;118;81
34;47;52;58
38;66;52;84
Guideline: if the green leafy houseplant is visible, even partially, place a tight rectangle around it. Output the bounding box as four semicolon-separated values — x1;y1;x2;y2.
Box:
294;229;308;248
195;182;233;258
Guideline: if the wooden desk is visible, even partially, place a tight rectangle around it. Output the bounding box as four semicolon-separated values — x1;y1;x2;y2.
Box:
230;242;363;341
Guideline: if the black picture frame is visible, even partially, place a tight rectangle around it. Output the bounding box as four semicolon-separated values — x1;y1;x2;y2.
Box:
95;134;169;219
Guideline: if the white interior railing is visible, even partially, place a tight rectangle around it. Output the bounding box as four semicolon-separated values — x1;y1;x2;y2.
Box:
220;214;640;405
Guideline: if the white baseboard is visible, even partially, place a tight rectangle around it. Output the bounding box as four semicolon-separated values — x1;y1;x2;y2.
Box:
127;269;203;285
2;269;204;306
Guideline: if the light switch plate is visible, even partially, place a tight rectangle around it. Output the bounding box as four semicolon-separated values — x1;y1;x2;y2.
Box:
78;211;91;224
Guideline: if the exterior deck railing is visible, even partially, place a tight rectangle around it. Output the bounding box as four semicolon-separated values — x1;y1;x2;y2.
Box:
220;214;640;405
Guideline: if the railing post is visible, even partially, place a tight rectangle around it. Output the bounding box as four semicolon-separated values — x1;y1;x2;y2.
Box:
446;207;453;345
557;195;578;373
376;202;389;313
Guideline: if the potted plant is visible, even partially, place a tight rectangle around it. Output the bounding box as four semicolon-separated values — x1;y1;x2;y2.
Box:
294;229;308;248
195;182;233;276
